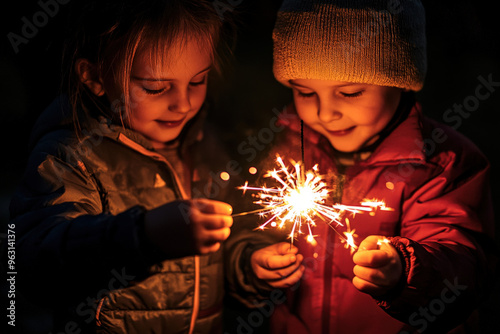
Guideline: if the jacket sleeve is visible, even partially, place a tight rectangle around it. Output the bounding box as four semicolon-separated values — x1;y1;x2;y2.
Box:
223;138;296;308
376;148;497;332
7;138;156;306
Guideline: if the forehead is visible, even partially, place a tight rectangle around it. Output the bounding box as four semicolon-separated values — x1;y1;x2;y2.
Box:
132;37;213;78
290;79;364;89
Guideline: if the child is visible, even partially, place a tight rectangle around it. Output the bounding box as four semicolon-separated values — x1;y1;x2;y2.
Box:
7;0;236;333
225;0;496;333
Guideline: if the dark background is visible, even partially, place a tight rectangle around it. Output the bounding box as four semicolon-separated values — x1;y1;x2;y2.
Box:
1;0;498;333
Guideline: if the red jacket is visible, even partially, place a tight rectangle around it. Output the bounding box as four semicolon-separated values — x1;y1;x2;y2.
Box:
226;103;496;333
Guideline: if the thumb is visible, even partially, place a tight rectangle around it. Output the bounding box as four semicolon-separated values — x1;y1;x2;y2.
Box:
358;235;385;252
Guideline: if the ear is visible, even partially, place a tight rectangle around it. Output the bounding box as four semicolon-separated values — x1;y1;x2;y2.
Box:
75;59;105;97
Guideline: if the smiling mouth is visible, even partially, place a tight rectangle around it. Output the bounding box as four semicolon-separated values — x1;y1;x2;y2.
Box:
327;126;356;136
156;118;186;128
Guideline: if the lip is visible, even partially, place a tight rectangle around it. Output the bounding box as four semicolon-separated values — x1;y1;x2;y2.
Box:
326;126;356;136
156;118;186;128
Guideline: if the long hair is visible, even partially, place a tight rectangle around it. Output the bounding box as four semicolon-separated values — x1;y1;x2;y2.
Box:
61;0;235;135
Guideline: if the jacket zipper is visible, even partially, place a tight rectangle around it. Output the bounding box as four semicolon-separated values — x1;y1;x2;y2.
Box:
321;172;346;333
117;134;200;334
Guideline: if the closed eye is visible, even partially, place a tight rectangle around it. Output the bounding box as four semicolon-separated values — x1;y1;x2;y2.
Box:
341;91;364;98
296;91;316;98
189;77;207;87
143;87;166;95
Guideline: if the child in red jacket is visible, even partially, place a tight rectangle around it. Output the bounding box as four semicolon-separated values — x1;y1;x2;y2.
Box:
225;0;496;333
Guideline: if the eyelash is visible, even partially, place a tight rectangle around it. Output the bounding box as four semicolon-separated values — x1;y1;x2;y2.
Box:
297;91;315;98
296;90;364;99
142;78;207;95
190;78;207;86
341;91;364;98
143;88;166;95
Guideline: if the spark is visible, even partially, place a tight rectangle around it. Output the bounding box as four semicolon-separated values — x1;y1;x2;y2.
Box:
235;155;392;252
341;218;358;254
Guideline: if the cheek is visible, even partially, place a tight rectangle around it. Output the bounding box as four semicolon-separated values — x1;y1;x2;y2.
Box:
352;104;394;127
294;99;317;123
130;86;147;105
191;87;208;107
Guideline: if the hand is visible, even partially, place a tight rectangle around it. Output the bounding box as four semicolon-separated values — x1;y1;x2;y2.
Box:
352;235;402;297
251;242;305;288
144;199;233;258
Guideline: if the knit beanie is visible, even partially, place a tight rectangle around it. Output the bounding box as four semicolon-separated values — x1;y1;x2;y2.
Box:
273;0;427;91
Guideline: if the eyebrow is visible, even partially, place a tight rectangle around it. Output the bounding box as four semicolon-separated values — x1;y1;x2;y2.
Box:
131;66;212;82
288;81;311;89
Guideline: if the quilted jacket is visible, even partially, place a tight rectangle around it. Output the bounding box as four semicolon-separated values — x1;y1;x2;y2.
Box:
9;96;236;333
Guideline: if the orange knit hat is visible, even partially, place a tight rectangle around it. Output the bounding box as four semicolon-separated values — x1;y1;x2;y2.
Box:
272;0;427;91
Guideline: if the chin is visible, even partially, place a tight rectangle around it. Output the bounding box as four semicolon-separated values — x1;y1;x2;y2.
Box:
330;142;362;153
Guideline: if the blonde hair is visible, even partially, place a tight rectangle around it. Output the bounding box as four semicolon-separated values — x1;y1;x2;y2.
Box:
62;0;234;131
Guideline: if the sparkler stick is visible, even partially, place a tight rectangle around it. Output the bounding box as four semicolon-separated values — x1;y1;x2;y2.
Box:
233;155;392;253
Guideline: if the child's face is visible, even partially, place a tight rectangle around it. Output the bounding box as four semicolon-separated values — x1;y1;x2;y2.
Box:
290;79;403;153
122;38;212;148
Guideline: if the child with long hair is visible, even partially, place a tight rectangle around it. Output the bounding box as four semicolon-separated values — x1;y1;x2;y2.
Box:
8;1;236;332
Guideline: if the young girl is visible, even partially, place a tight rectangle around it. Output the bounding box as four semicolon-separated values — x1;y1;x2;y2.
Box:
8;1;236;333
225;0;496;333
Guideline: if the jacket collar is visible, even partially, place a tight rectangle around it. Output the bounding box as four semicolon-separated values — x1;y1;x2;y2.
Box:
362;104;426;165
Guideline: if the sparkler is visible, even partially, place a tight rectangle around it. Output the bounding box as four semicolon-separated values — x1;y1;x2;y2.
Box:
233;155;393;253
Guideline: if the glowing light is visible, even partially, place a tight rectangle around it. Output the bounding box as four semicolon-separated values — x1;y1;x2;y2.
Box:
235;155;392;252
220;172;230;181
377;237;390;246
248;167;258;175
341;218;358;254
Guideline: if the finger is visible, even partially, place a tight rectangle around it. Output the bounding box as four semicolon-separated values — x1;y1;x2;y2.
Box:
352;276;388;296
268;265;305;289
261;252;301;270
352;265;392;287
255;255;304;280
352;250;391;267
202;227;231;244
201;215;233;229
193;199;233;215
358;235;384;251
276;242;299;255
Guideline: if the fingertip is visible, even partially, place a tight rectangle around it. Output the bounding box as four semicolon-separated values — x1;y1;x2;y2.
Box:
223;227;231;240
226;216;233;227
352;252;361;264
284;243;298;254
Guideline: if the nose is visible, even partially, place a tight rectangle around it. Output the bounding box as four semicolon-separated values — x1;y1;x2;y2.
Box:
168;88;191;113
318;106;342;123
